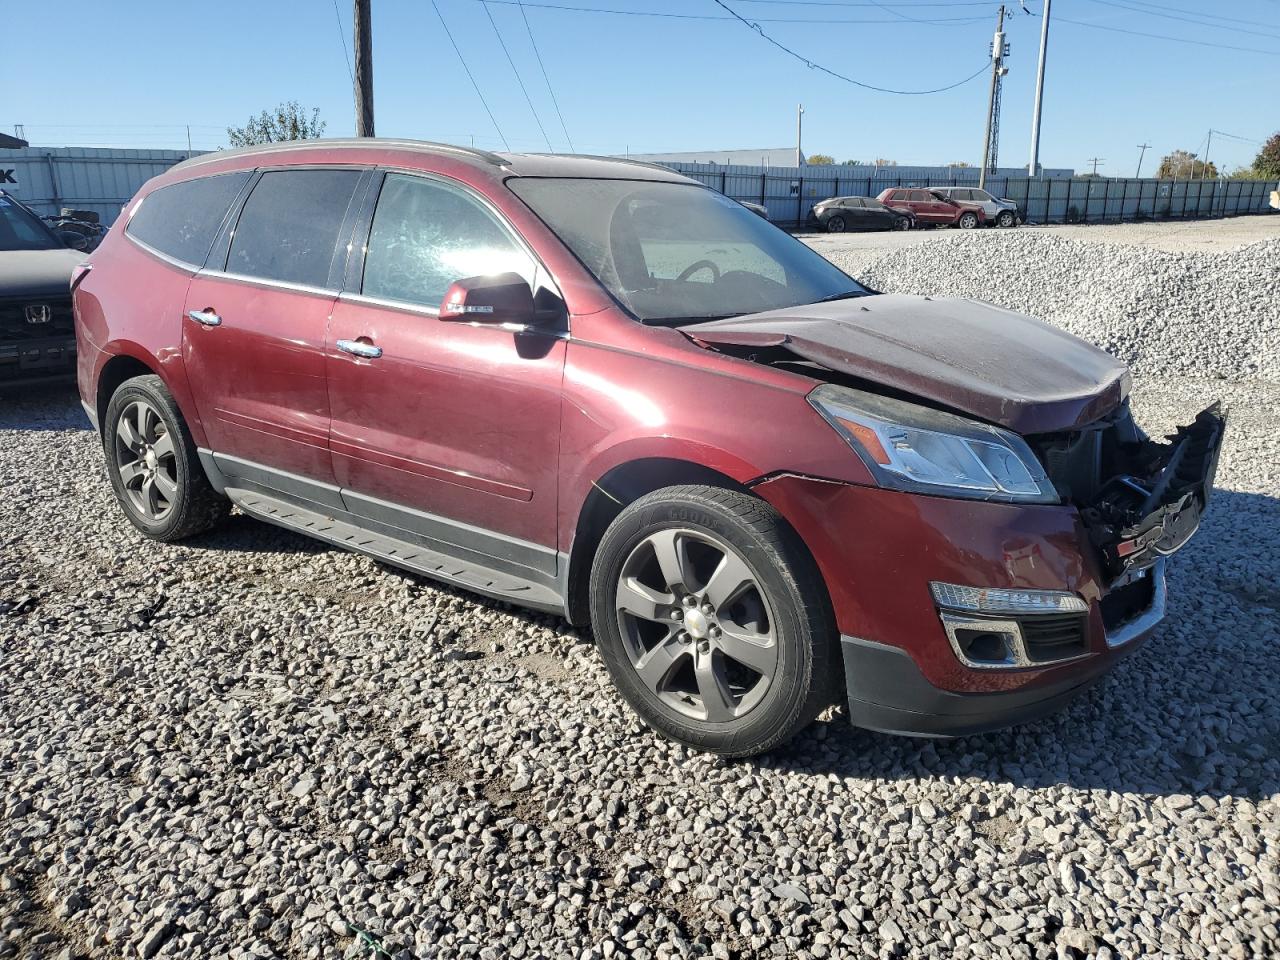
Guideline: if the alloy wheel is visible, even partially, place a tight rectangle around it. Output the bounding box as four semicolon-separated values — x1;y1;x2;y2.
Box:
827;216;846;233
614;528;778;723
113;400;178;522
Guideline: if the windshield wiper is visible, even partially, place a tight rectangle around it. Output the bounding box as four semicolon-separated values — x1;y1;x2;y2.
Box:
812;289;870;304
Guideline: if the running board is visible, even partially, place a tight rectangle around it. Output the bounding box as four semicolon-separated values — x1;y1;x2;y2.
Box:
225;487;564;613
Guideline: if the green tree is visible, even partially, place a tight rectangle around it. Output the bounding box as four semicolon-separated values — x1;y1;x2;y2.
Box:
947;161;973;168
840;159;862;166
1156;149;1217;180
806;153;835;165
1251;132;1280;180
227;101;326;147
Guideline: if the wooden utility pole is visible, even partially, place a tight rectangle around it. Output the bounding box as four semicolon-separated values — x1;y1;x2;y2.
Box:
979;5;1007;189
354;0;375;137
1135;142;1151;178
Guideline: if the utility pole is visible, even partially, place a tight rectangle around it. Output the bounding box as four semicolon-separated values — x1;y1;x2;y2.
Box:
979;5;1009;188
1027;0;1050;178
1135;142;1150;178
1201;129;1213;179
796;104;804;167
354;0;375;137
1087;157;1105;176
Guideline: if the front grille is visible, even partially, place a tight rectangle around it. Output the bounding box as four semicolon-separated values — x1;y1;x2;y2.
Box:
1101;573;1155;632
0;297;75;342
1020;613;1088;662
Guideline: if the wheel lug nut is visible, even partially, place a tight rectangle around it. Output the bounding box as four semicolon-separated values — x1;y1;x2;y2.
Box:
701;602;713;615
709;626;721;638
683;596;696;607
671;610;683;621
678;632;690;643
698;641;710;653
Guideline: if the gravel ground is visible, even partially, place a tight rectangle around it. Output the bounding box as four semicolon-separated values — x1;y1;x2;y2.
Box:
3;218;1279;960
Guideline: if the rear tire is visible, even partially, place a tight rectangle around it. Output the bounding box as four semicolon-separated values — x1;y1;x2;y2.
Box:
959;212;979;229
826;216;847;233
895;217;912;231
589;485;837;757
103;375;229;541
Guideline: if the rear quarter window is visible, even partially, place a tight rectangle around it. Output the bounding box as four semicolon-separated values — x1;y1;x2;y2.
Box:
126;172;251;266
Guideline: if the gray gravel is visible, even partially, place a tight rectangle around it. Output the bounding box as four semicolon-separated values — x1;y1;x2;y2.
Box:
824;232;1280;382
3;219;1279;959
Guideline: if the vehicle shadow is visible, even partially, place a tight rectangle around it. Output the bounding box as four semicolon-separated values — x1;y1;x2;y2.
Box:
764;487;1280;802
0;382;89;430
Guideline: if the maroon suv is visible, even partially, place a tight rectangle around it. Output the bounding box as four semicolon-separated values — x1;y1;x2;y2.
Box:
877;187;985;228
73;140;1225;757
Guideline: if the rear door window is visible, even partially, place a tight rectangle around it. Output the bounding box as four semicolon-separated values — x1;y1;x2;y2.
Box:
361;173;534;309
908;190;931;202
126;172;251;267
227;169;361;288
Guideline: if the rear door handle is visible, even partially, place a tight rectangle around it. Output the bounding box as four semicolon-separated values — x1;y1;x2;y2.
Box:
336;338;383;360
187;309;221;327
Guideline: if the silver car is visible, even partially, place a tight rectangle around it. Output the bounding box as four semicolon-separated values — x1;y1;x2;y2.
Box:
933;187;1020;227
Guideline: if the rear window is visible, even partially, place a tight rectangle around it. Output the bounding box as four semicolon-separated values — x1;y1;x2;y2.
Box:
227;169;361;288
126;172;250;266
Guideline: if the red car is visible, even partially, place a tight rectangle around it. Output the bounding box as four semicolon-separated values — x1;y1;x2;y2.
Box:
877;187;986;228
73;141;1224;757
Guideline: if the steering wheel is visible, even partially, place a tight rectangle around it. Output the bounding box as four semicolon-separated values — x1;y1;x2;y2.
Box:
675;259;721;283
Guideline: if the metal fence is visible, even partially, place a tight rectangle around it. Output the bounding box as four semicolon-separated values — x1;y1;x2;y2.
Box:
674;168;1279;228
0;147;202;225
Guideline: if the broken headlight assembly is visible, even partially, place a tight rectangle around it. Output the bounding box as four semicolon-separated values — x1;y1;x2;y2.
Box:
808;384;1058;503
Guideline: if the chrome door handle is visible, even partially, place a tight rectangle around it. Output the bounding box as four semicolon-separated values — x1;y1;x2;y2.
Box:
186;309;221;327
336;338;383;359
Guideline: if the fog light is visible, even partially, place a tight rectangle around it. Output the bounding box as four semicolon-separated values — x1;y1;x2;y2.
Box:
930;582;1087;615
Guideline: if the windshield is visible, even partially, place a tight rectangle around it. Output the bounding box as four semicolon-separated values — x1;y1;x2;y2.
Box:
0;195;61;251
508;178;866;324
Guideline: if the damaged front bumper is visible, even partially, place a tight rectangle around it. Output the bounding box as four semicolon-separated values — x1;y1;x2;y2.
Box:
1078;403;1227;580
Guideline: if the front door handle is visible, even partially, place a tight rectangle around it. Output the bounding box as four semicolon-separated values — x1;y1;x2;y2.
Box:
187;309;221;327
336;338;383;360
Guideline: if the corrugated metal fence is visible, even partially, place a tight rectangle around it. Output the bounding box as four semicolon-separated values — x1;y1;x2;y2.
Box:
670;165;1279;227
0;147;204;225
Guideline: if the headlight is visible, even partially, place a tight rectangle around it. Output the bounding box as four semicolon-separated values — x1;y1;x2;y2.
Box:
808;384;1058;503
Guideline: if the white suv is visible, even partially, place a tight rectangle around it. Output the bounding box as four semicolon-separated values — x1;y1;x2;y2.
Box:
934;187;1020;227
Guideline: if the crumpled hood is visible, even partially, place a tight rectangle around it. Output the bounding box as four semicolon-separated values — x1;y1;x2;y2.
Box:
684;294;1130;434
0;249;82;300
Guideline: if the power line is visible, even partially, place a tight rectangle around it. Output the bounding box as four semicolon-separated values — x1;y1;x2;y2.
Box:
734;0;1002;6
431;0;511;150
709;0;992;94
1083;0;1280;42
478;0;989;24
1086;157;1105;176
1084;0;1280;37
1054;15;1280;56
481;1;555;151
331;0;354;83
517;1;576;152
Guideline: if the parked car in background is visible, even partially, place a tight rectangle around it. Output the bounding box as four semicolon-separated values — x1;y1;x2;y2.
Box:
933;187;1020;227
0;190;84;389
738;200;769;220
877;188;986;229
75;140;1224;757
810;196;914;233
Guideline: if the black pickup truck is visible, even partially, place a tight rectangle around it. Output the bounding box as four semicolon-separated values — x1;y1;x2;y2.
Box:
0;190;84;389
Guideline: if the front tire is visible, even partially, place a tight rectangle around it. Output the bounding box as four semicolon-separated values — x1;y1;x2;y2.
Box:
104;374;229;541
895;217;912;231
589;485;836;757
959;212;979;229
826;216;847;233
997;210;1016;227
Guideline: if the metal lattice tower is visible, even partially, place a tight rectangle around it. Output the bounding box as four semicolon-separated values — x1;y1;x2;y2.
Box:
979;5;1010;187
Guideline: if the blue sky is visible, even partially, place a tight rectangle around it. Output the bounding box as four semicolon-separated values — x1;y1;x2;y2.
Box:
4;0;1277;174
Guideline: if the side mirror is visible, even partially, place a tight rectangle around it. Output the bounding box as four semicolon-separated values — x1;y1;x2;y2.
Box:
438;272;536;327
58;229;89;251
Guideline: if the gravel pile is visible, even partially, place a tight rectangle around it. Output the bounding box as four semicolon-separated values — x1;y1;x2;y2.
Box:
3;223;1279;960
823;232;1280;383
